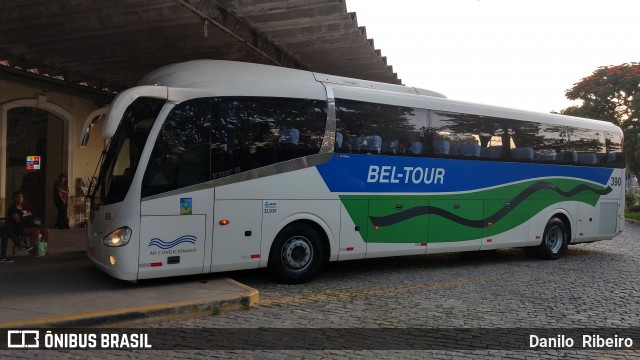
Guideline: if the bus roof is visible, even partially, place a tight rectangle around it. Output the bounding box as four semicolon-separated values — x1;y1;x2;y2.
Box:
139;60;316;89
139;59;446;98
136;60;620;134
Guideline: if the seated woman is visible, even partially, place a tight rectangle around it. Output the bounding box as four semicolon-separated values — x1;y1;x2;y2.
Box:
8;191;50;255
0;223;33;263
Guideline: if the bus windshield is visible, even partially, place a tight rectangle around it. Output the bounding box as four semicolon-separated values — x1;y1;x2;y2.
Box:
93;97;165;205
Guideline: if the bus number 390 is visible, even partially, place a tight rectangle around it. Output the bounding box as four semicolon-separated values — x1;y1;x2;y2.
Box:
611;177;622;187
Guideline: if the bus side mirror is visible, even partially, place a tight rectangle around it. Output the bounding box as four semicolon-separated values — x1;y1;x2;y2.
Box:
79;107;108;147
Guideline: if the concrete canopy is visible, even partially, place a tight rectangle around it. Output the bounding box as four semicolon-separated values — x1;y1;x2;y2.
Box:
0;0;401;96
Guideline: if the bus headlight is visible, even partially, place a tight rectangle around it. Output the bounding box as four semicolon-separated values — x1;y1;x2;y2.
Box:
103;227;132;247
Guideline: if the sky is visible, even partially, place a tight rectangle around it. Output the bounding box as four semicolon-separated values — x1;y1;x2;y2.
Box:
345;0;640;114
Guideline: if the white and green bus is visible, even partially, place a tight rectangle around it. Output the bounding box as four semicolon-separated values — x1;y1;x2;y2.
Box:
86;60;625;283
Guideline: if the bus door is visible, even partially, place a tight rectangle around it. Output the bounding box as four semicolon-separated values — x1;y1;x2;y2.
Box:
138;191;210;279
481;199;531;250
426;199;483;253
210;199;263;272
338;199;368;261
366;198;428;258
576;202;598;240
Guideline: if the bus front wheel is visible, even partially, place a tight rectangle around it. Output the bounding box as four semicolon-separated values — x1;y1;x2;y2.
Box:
268;224;324;284
531;217;568;260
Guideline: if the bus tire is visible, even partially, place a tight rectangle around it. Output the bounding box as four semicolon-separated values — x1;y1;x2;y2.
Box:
268;223;324;284
535;217;568;260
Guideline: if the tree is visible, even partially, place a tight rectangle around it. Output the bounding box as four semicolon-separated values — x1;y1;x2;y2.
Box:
560;62;640;174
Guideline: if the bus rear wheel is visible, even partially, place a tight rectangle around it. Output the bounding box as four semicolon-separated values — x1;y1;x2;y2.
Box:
531;217;568;260
268;224;324;284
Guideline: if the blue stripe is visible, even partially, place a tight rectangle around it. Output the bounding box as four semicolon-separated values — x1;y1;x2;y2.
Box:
316;154;613;193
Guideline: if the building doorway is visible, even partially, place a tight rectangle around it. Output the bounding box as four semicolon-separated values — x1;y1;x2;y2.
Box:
5;107;64;226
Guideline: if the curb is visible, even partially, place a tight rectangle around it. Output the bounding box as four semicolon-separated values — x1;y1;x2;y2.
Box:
0;278;259;328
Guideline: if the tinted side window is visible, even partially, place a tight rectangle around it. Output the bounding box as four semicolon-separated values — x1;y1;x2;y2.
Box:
510;122;567;163
212;97;327;179
142;99;212;197
605;131;624;168
569;127;605;166
430;111;508;160
335;99;427;156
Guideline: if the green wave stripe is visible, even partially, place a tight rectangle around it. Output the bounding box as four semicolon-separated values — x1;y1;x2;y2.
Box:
339;179;607;243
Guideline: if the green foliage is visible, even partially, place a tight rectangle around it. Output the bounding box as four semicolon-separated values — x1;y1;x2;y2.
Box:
562;62;640;126
626;209;640;221
624;209;640;221
560;62;640;174
626;191;640;211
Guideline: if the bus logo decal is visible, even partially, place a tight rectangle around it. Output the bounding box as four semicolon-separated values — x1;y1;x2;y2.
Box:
180;198;193;215
264;200;278;214
149;235;197;249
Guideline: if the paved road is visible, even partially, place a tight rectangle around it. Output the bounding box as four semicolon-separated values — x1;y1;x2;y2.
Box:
8;222;640;359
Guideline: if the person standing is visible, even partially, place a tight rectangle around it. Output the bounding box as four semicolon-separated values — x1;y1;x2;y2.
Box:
53;173;70;229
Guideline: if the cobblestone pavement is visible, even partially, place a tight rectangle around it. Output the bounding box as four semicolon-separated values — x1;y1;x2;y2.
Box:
9;222;640;359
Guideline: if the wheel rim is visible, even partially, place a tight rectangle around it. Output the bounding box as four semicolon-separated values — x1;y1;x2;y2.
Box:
281;236;313;272
545;225;564;254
